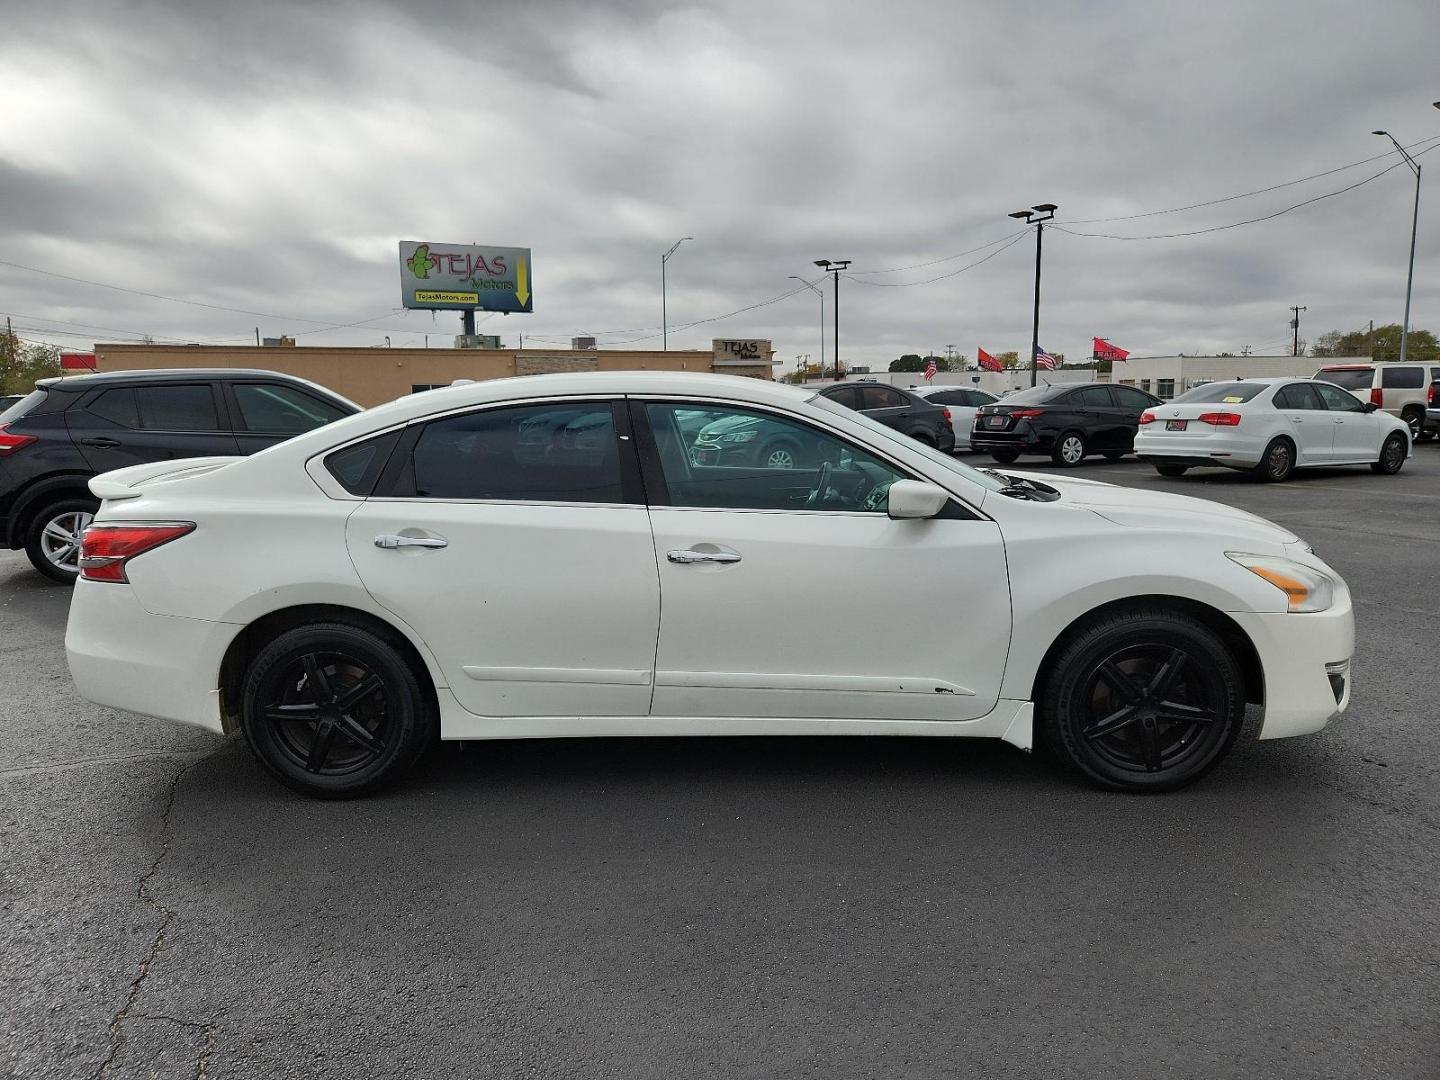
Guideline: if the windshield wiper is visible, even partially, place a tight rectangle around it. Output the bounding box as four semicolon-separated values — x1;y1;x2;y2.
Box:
981;468;1060;502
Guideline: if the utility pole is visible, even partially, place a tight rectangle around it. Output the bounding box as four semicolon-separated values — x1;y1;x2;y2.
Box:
788;276;825;374
254;327;261;346
1290;305;1307;357
661;237;693;350
1007;203;1058;387
945;344;956;368
1372;111;1438;362
813;260;851;379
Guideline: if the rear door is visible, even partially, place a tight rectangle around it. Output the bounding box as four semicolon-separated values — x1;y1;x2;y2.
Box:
68;382;239;472
856;384;913;431
224;381;354;454
1108;385;1160;449
1067;386;1117;449
1272;382;1332;463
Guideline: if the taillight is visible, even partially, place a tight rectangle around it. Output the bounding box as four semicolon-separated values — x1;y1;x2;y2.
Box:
79;522;195;583
1370;387;1383;407
1430;384;1438;406
1139;410;1156;425
940;407;952;423
1009;408;1045;419
0;424;36;457
1197;412;1242;426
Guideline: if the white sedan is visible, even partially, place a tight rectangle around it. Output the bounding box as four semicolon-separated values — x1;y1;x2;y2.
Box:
65;372;1353;797
1135;378;1410;481
909;385;1000;450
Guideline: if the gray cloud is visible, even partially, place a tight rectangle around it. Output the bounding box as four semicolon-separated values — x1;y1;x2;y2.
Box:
1;0;1436;367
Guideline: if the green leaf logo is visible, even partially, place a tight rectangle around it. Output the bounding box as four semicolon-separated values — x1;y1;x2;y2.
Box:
407;244;435;279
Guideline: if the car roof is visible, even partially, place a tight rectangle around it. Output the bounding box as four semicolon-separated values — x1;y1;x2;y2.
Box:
38;368;339;390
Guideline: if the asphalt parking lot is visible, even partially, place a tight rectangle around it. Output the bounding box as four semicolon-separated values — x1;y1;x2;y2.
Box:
3;449;1439;1080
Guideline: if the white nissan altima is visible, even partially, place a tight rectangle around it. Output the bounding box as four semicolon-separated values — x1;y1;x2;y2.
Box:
1135;377;1410;482
65;372;1353;798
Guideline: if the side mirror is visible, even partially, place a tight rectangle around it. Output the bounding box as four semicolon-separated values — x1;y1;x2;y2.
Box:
1362;402;1379;413
887;480;949;520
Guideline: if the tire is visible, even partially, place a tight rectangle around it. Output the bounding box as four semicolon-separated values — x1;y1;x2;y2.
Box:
241;622;436;798
1251;437;1294;483
1039;607;1246;792
910;431;936;448
1371;431;1407;475
1401;407;1424;440
1155;464;1190;478
1102;450;1125;460
758;440;801;470
24;497;99;583
1051;431;1088;467
990;449;1020;464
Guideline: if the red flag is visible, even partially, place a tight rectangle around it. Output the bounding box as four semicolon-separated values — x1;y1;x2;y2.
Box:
978;348;1002;372
1093;337;1129;362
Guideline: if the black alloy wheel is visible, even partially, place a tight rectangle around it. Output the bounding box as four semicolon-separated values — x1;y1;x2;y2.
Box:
241;622;433;797
1372;432;1407;475
1040;608;1245;792
1252;438;1294;483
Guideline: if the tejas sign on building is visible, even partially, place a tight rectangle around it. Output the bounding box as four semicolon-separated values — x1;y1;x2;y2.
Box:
398;241;533;313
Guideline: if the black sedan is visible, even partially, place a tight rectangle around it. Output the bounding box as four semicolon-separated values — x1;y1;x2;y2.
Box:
970;382;1162;467
815;382;956;452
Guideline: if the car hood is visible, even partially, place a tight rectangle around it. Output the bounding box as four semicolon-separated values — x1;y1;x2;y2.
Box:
1008;470;1300;548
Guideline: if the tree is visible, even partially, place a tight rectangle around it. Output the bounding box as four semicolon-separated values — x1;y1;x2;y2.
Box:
1311;323;1438;362
996;350;1021;370
889;354;925;372
0;328;61;395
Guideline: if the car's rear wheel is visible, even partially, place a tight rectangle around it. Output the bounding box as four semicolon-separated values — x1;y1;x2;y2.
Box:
1102;450;1125;460
1401;406;1424;440
1251;437;1294;482
241;622;435;798
1155;464;1190;477
759;440;801;470
24;497;99;583
1372;431;1407;475
989;449;1020;464
1051;431;1087;467
1040;608;1246;792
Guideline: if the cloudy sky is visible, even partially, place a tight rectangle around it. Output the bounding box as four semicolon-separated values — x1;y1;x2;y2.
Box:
2;0;1437;372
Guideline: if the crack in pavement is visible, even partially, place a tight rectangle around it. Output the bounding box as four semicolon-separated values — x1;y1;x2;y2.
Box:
0;749;211;780
91;755;218;1080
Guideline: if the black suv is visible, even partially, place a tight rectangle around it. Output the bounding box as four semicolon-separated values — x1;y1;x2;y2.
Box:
0;369;359;581
815;382;956;452
970;382;1162;466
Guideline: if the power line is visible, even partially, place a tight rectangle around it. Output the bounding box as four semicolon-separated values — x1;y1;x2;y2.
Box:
847;229;1030;276
847;231;1030;287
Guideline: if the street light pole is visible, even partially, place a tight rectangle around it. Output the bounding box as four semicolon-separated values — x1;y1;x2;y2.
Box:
661;237;693;351
1373;112;1440;363
1007;204;1058;387
788;276;825;377
813;260;851;379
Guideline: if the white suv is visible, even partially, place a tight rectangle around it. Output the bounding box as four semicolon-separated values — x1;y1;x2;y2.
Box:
1314;362;1440;440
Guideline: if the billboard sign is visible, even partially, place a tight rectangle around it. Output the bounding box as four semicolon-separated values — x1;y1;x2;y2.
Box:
711;339;776;366
399;241;532;313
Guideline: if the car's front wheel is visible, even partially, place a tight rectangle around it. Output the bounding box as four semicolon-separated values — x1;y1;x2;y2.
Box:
1040;607;1246;792
989;449;1020;464
241;622;435;798
24;497;99;583
1371;431;1407;475
1155;464;1190;478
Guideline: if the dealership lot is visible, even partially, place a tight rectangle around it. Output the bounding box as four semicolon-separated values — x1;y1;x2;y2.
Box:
4;452;1440;1079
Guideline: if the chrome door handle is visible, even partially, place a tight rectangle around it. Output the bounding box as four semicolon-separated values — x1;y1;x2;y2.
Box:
667;549;741;565
374;534;448;549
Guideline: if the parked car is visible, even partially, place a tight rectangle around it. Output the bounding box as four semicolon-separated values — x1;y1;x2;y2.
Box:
1313;362;1440;440
909;385;1000;451
66;371;1352;799
1427;380;1440;440
1136;378;1409;481
970;382;1162;466
814;382;955;452
0;368;359;581
0;395;24;414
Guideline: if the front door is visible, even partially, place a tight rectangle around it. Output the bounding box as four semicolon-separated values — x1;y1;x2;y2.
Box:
345;399;660;718
1313;381;1380;461
636;399;1011;721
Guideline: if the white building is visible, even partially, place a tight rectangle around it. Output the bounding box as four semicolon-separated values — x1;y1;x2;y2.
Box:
805;368;1095;396
1109;355;1370;400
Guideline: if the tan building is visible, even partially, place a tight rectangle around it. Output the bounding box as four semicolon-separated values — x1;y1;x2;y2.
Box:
89;338;777;408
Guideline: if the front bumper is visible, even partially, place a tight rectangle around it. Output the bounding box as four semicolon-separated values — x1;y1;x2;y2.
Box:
66;580;235;733
1230;590;1354;740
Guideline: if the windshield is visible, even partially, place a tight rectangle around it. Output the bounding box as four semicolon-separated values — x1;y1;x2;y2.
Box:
1316;367;1372;390
807;393;1008;493
1172;382;1268;403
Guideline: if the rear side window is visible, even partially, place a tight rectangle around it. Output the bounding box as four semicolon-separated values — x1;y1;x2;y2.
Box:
928;391;964;406
1274;383;1323;409
823;386;863;409
324;429;402;496
134;385;221;431
1317;367;1373;390
1111;385;1158;409
395;402;624;503
1174;382;1268;404
1381;367;1424;389
233;383;349;434
86;388;140;427
858;385;907;409
1070;387;1113;406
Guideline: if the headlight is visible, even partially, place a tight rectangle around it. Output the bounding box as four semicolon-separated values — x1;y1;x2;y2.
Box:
721;430;758;444
1226;553;1335;613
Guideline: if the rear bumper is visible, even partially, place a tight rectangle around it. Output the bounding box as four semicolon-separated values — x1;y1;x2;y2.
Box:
969;427;1047;453
1230;592;1354;740
66;580;234;733
1135;430;1265;468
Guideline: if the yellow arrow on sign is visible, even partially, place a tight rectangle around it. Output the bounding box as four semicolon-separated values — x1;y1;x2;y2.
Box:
515;258;530;307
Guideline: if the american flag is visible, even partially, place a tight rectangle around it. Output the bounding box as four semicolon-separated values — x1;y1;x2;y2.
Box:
1035;346;1058;370
924;356;938;381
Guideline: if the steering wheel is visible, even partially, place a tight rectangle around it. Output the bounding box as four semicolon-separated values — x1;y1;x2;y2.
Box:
805;460;834;508
861;481;892;513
